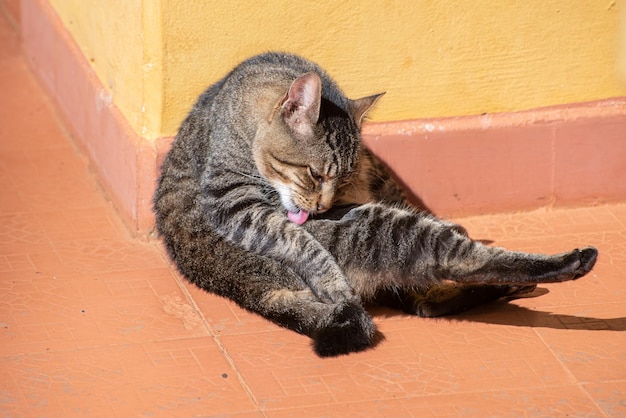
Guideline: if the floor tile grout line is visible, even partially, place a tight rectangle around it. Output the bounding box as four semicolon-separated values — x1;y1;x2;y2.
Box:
607;206;626;230
524;297;625;378
164;255;267;416
576;382;612;418
530;326;589;397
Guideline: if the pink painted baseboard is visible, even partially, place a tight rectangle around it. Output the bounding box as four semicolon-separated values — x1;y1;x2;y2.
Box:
362;99;626;216
20;0;626;235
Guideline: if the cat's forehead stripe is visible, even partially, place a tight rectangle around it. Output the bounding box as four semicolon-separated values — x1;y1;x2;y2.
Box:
324;131;340;174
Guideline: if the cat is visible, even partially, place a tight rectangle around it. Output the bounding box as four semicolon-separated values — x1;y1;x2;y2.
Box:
153;52;598;357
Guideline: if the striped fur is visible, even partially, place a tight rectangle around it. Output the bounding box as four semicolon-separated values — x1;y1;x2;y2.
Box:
154;52;598;357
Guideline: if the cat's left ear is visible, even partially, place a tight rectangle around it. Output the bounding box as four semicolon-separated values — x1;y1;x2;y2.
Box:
349;92;385;128
280;72;322;137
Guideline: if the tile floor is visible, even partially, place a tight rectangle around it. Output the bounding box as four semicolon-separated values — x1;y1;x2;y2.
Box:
2;12;626;418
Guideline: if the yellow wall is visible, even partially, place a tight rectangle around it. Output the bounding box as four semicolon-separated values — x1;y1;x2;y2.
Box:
48;0;163;138
50;0;626;140
621;1;626;82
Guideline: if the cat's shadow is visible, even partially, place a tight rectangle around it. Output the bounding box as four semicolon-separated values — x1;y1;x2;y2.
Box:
367;288;626;332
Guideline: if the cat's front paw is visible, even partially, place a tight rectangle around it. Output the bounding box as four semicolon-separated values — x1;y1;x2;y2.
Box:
313;274;358;304
312;302;376;357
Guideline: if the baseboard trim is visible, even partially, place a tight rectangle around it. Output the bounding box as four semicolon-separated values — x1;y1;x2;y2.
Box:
362;98;626;216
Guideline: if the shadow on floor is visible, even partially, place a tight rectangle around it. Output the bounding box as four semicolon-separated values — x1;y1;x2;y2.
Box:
368;288;626;331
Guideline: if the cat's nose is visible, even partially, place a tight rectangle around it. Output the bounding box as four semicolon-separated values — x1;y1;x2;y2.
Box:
316;193;334;213
316;202;329;213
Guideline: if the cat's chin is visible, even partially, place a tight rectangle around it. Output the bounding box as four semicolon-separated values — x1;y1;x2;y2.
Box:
287;209;310;225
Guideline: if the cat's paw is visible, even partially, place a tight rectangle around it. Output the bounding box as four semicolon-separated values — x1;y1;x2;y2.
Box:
554;246;598;281
573;247;598;278
312;302;375;357
314;275;357;304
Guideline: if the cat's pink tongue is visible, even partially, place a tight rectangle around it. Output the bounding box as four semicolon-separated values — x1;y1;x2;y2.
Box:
287;209;309;225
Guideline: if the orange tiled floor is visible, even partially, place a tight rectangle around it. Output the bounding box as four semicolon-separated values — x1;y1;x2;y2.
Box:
2;13;626;418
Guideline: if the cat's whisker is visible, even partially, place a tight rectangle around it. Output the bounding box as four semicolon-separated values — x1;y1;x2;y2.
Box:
230;169;267;182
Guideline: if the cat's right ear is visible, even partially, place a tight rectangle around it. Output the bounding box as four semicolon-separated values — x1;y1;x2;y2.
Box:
349;92;385;128
278;72;322;137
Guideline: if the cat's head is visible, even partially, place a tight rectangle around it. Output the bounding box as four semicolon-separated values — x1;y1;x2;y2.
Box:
253;72;382;224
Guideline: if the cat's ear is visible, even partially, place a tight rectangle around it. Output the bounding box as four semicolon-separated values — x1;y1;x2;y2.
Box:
280;72;322;137
349;92;385;128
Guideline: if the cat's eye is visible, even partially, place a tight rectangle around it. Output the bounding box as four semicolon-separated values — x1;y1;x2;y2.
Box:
308;167;324;183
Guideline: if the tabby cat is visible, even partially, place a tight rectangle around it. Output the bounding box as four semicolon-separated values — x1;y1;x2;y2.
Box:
154;52;598;357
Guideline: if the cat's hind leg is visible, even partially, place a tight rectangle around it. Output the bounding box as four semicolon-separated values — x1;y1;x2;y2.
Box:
444;244;598;286
307;204;598;293
375;283;536;318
